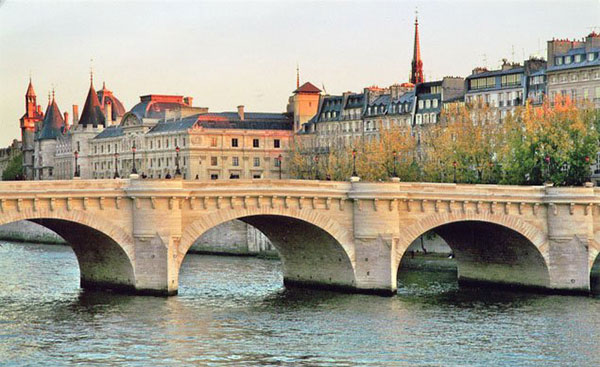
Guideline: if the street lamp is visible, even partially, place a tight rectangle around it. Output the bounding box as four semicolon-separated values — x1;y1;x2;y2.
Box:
73;150;79;178
278;154;283;179
392;150;398;178
175;146;181;176
114;152;119;179
352;149;357;177
545;155;550;182
453;160;457;183
131;142;137;175
314;154;320;180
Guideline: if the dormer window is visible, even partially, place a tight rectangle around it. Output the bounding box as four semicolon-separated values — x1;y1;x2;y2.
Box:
589;53;597;62
555;57;563;65
574;54;582;63
565;56;572;64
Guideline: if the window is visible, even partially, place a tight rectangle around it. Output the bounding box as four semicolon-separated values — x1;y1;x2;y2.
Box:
211;174;218;180
230;174;240;179
253;157;260;167
432;99;438;108
231;138;238;147
555;57;563;65
253;174;261;179
211;137;217;147
416;114;422;124
574;54;583;63
211;156;218;166
418;100;424;109
425;100;431;109
589;53;596;62
274;139;280;148
274;158;281;167
232;156;239;166
253;139;259;148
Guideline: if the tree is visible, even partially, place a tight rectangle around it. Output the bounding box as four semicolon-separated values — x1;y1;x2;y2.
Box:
2;152;23;181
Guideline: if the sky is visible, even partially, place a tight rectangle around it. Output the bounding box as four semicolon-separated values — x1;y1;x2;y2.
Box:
0;0;598;146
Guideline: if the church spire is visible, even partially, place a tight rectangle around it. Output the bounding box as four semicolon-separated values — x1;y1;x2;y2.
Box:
410;10;424;84
296;63;300;89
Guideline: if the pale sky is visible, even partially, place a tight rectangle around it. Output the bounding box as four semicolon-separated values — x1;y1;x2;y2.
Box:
0;0;598;146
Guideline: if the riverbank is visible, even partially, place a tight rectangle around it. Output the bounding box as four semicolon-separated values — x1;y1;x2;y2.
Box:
400;253;457;272
0;221;66;245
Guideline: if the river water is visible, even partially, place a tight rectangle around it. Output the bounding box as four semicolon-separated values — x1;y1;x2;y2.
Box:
1;241;599;366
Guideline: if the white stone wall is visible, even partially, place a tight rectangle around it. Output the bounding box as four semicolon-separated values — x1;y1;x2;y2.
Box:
189;220;274;255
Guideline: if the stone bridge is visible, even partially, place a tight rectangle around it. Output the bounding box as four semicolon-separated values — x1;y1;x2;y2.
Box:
1;179;599;296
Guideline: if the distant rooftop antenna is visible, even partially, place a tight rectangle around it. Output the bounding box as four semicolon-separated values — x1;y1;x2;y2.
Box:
321;82;327;94
482;53;488;68
90;58;94;85
511;45;515;63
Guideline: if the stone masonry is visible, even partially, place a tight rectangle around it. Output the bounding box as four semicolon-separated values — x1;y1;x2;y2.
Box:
0;179;599;296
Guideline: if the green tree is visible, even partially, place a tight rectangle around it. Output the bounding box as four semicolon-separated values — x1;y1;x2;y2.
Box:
2;152;23;181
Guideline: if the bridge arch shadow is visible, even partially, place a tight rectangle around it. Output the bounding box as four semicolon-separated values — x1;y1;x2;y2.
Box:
395;215;551;292
0;210;135;293
178;210;356;292
591;252;600;295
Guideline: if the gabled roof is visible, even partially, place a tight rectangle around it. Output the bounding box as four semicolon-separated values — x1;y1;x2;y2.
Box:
294;82;321;94
79;81;106;128
36;98;65;140
147;112;293;134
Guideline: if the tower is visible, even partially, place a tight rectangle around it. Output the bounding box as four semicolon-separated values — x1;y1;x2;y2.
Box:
410;13;424;85
20;77;44;180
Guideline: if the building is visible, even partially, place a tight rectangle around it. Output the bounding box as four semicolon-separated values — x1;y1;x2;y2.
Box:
19;78;44;180
465;57;546;121
28;74;294;181
546;32;600;107
414;77;465;126
33;91;66;180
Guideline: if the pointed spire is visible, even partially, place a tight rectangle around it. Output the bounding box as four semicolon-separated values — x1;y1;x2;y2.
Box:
37;90;65;140
410;9;424;84
78;73;106;128
26;77;36;97
296;63;300;89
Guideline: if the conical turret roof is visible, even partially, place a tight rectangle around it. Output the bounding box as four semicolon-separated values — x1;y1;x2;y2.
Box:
26;79;36;97
37;96;65;140
78;80;106;128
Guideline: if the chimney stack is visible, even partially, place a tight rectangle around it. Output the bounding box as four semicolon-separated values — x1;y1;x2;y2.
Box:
64;112;69;127
237;105;245;120
105;101;112;125
184;96;193;106
73;105;79;125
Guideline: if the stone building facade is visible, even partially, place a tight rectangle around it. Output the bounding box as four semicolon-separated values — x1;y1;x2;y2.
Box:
546;32;600;107
0;140;22;179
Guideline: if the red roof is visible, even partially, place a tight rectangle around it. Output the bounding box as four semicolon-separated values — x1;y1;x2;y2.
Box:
294;82;321;94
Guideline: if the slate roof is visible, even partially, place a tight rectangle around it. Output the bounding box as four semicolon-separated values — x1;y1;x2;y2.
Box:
79;82;106;128
93;125;124;139
130;101;183;120
547;57;600;72
36;98;65;140
345;93;364;109
466;67;524;80
146;112;293;134
369;94;391;106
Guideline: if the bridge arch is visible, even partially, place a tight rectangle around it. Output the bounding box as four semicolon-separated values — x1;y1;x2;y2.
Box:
0;208;136;292
179;207;356;291
395;211;551;290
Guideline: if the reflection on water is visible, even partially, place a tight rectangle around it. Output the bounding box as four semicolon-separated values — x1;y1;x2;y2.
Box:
1;241;599;367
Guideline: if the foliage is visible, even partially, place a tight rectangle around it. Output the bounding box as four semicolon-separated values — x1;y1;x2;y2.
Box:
2;152;24;181
289;98;600;187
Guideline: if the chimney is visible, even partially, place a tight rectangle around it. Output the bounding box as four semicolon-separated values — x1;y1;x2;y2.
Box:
237;105;245;120
73;105;79;125
184;96;193;106
64;112;69;127
105;101;112;125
